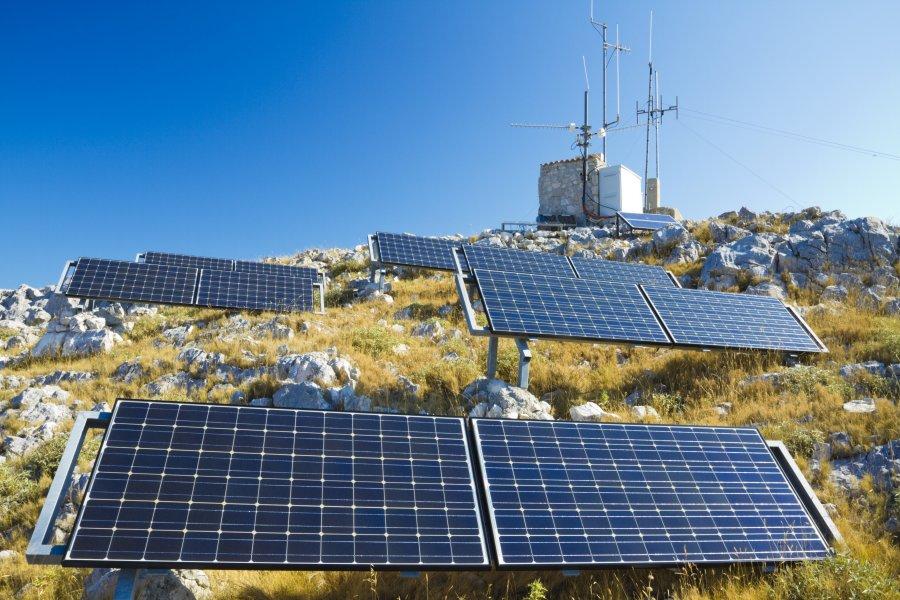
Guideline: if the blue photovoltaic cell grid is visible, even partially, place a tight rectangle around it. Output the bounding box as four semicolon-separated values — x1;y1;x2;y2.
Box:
64;400;489;568
64;258;197;306
473;419;830;567
196;270;313;312
617;212;678;231
462;245;576;278
642;286;823;353
234;260;318;280
474;269;670;344
375;232;468;271
142;251;234;273
571;256;675;287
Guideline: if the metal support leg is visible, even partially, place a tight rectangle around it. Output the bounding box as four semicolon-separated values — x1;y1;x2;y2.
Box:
515;338;531;389
113;569;139;600
486;337;498;379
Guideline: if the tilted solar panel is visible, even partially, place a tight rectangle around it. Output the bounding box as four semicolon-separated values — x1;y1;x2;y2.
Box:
462;245;576;278
617;212;679;231
571;256;675;287
64;258;197;306
473;419;830;567
64;400;489;568
196;270;313;312
474;269;670;345
142;251;234;272
234;261;318;280
375;232;467;271
642;286;824;353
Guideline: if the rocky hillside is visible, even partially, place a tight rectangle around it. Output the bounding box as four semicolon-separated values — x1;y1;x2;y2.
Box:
0;206;898;600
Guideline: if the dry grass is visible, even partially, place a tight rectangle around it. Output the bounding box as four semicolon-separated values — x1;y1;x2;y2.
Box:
0;272;898;600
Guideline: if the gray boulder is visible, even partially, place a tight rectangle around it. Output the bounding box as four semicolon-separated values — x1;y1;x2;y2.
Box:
839;361;886;379
33;370;94;385
178;347;225;373
250;318;294;340
651;224;691;255
569;402;621;422
830;439;900;494
745;281;787;301
842;398;877;414
143;373;204;396
83;568;212;600
162;324;194;346
31;313;123;357
10;385;70;409
708;221;751;244
275;351;358;387
820;285;849;302
273;382;330;410
700;234;780;289
463;378;552;420
114;359;145;383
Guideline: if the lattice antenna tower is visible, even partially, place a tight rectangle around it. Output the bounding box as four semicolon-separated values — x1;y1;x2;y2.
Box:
636;10;678;211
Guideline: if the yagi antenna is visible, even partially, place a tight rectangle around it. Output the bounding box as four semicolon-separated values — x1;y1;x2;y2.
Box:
589;1;629;159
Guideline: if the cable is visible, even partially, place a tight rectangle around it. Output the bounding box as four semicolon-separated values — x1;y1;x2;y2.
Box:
677;119;801;210
681;107;900;161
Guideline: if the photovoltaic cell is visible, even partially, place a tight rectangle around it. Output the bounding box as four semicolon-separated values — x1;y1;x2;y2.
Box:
196;270;313;312
462;245;576;278
64;258;197;306
617;212;679;231
142;251;234;272
375;232;468;271
473;419;830;567
474;269;670;345
234;261;318;280
64;400;489;568
571;256;675;287
643;286;823;353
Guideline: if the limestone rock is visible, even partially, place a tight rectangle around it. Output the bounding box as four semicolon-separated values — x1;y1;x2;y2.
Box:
275;351;358;387
143;372;204;396
31;313;123;357
114;359;146;383
10;384;70;409
630;405;660;420
700;234;779;289
569;402;621;422
842;397;877;414
463;378;553;420
273;382;330;410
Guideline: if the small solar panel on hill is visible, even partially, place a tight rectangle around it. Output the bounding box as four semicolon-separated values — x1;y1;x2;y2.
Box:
617;212;678;232
196;270;313;312
63;258;197;306
643;285;824;353
462;245;576;278
234;260;318;280
473;419;831;567
142;251;234;272
474;269;671;345
375;232;467;271
571;256;675;287
65;400;489;568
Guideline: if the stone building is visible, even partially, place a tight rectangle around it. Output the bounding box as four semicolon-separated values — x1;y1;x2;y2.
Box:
537;154;604;225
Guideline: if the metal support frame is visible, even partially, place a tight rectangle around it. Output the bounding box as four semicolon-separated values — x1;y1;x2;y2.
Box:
767;440;842;546
27;410;111;565
367;234;387;292
515;338;531;388
55;260;76;293
486;337;498;379
113;569;139;600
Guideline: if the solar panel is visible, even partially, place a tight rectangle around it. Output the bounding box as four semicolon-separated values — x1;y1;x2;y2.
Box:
375;232;467;271
462;246;576;278
571;256;675;287
142;251;234;272
64;258;197;306
473;419;831;567
196;270;313;312
642;286;824;353
474;269;670;345
64;400;489;568
234;261;318;280
617;212;679;232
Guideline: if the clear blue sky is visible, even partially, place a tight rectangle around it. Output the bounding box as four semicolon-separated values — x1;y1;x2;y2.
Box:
2;1;898;288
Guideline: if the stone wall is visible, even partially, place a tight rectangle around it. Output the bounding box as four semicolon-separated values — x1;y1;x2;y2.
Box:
538;154;604;225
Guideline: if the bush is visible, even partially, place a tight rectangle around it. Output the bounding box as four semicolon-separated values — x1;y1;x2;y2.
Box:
770;554;900;600
350;326;398;358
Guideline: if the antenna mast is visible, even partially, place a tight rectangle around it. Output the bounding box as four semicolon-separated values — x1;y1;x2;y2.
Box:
636;10;678;212
590;1;630;160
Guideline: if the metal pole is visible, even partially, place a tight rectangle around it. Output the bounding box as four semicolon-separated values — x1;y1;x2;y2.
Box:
601;22;607;159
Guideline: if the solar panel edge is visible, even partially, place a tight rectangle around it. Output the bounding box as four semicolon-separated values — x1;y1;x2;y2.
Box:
63;398;491;570
374;232;466;272
63;258;200;307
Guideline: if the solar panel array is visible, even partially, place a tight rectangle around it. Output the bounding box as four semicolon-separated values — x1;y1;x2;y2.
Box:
473;419;830;567
571;256;675;287
63;259;198;306
63;253;320;313
642;286;822;353
375;232;468;272
462;245;576;278
197;270;314;312
65;400;489;568
474;270;671;345
617;212;679;231
142;251;234;273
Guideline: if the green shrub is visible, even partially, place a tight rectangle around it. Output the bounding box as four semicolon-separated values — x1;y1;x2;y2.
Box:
330;259;369;279
770;554;900;600
350;326;398;358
